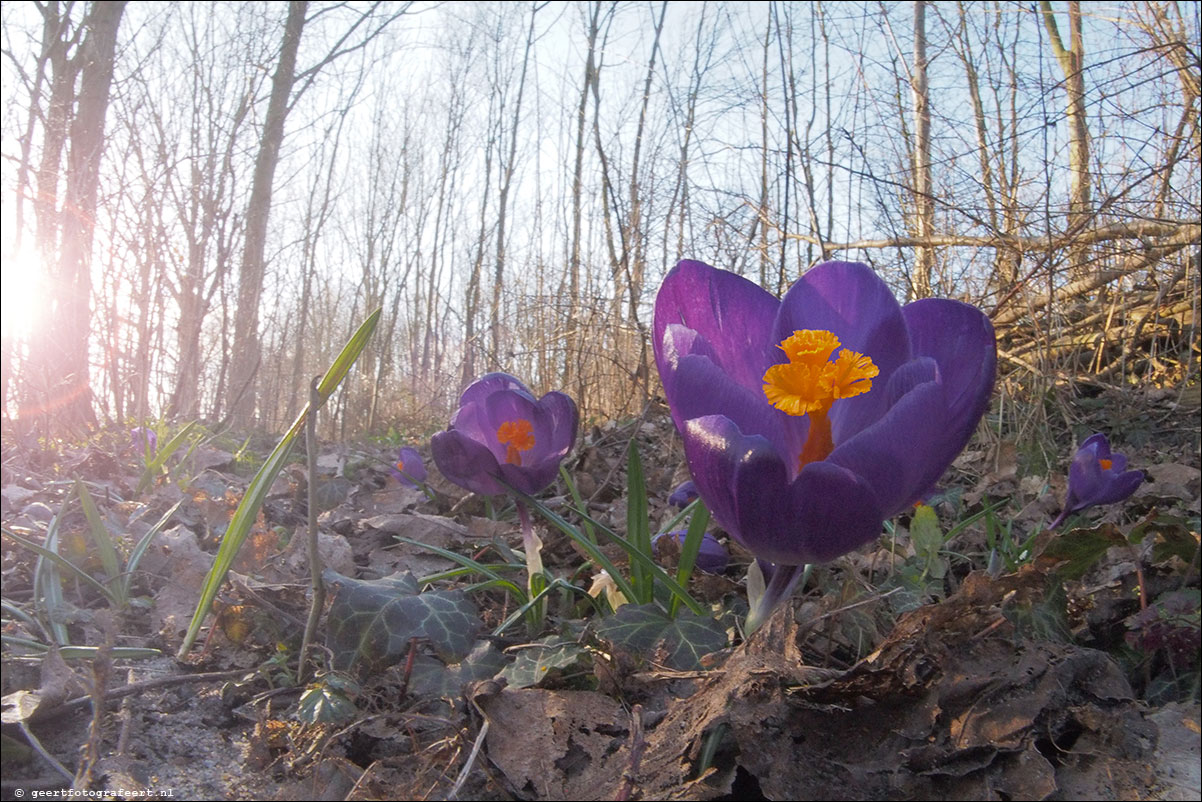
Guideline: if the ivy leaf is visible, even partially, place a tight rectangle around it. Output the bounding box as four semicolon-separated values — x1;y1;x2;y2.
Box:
409;640;508;699
1034;524;1127;581
595;604;727;670
499;636;588;688
324;570;480;671
296;682;358;725
1126;513;1199;564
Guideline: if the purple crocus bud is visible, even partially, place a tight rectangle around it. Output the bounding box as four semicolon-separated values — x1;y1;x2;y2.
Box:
668;480;699;509
1050;433;1144;529
431;372;578;496
653;530;730;574
653;260;996;630
389;446;428;488
131;427;157;457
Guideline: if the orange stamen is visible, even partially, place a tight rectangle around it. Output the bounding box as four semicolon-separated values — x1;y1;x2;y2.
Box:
497;419;536;465
1098;457;1113;471
762;329;878;469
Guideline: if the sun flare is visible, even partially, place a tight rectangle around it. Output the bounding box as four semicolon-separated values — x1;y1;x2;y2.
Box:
1;248;46;339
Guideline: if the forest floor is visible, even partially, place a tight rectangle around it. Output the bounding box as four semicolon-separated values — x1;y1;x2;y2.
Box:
1;383;1200;801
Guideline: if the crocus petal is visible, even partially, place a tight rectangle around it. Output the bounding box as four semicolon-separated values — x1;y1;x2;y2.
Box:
1080;433;1111;456
1094;469;1145;507
903;298;997;454
679;415;759;542
681;414;884;565
737;455;885;565
537;391;580;456
497;457;562;496
430;429;506;496
826;380;954;516
775;261;912;443
669;480;699;508
653;530;730;573
460;372;535;408
654;260;781;397
672;351;805;458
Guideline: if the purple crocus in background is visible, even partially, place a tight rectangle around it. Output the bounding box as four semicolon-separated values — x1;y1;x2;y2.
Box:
1049;433;1144;529
131;427;157;458
668;480;699;508
653;530;730;574
431;372;578;497
431;373;578;624
654;259;996;632
389;446;428;488
661;480;727;572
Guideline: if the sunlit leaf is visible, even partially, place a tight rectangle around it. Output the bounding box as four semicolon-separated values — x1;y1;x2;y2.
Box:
499;636;588;688
296;683;358;725
595;603;726;670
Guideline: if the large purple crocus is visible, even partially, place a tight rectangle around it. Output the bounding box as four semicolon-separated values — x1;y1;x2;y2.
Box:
389;447;428;488
1049;433;1143;529
431;373;578;497
654;260;996;631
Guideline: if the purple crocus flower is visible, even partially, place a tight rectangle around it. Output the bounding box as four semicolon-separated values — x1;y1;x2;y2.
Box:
668;480;699;508
653;530;730;574
389;446;428;488
431;372;578;497
1049;433;1144;529
654;260;996;630
131;427;157;458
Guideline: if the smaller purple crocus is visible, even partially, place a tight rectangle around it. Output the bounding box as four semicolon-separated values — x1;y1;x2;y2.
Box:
653;530;729;573
389;446;428;488
1050;433;1144;529
431;373;578;497
668;480;699;509
131;427;157;458
431;373;578;630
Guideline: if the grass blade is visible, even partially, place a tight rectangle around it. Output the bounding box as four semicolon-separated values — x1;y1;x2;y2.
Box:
626;440;652;604
75;480;123;603
121;499;185;600
3;527;118;605
669;501;711;618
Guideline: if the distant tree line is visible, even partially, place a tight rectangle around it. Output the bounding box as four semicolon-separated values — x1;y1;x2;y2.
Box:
2;1;1197;437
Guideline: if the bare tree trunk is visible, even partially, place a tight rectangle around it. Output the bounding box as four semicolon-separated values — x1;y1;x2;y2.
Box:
910;0;934;299
22;0;126;433
490;2;540;369
563;2;602;397
228;0;307;428
1040;1;1091;275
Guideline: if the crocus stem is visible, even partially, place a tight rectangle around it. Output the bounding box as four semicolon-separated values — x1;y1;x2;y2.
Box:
744;562;810;636
516;501;546;630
